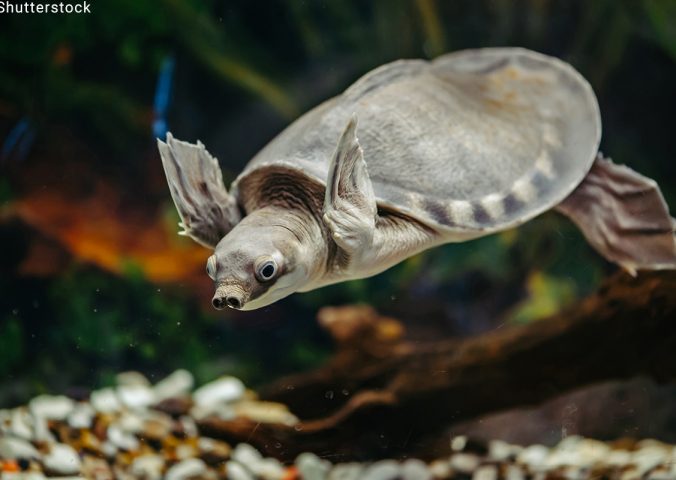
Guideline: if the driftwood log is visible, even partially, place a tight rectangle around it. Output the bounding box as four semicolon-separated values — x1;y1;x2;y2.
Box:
198;271;676;461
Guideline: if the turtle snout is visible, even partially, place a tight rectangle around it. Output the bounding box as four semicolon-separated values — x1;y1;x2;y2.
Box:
212;292;244;310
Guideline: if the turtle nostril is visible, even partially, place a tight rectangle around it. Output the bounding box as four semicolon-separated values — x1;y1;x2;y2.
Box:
226;296;241;309
212;296;226;310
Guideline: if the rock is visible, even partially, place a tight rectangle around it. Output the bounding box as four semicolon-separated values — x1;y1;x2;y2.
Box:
449;453;480;474
0;436;40;460
517;444;549;470
81;455;114;480
606;449;632;467
9;408;33;440
428;459;451;479
198;437;231;465
488;440;521;462
503;465;525;480
29;394;75;420
257;458;286;480
176;441;199;460
107;425;140;451
451;435;468;452
130;454;165;480
472;465;498;480
153;369;194;401
226;460;255;480
43;443;82;476
116;371;151;387
32;414;55;443
165;458;208;480
231;443;263;471
633;445;669;475
296;452;332;480
67;402;95;429
361;460;400;480
328;463;364;480
401;459;431;480
231;401;299;426
117;384;156;410
193;377;245;408
91;388;121;413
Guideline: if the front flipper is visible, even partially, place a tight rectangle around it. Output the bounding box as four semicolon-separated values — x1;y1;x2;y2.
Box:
157;133;241;249
555;154;676;275
323;117;377;264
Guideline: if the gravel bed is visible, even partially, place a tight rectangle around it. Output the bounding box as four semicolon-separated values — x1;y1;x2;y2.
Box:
1;371;675;479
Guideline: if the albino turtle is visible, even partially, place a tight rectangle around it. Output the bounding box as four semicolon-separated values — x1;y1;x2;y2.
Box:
158;48;676;311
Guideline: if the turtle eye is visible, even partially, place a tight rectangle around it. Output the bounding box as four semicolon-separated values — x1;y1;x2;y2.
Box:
206;256;217;280
255;259;277;282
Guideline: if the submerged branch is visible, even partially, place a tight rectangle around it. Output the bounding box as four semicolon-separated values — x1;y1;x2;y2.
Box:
199;271;676;461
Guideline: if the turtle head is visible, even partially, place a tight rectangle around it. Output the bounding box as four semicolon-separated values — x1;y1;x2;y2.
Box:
207;209;317;311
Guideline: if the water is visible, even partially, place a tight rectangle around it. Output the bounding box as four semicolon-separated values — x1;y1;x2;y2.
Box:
1;0;675;475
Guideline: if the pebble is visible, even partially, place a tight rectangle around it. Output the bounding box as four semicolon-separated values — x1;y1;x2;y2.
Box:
32;414;55;443
130;454;165;480
153;369;194;401
401;459;431;480
90;387;121;413
9;408;33;440
116;371;151;387
226;460;255;480
193;376;245;408
328;463;364;480
428;459;452;479
116;384;156;410
29;394;75;420
198;437;231;465
0;436;40;460
107;424;140;451
43;443;82;476
361;460;400;480
449;453;480;474
67;402;95;429
504;465;526;480
472;465;498;480
489;439;521;461
296;452;332;480
256;458;286;480
232;401;299;426
517;444;549;470
165;458;208;480
232;443;264;470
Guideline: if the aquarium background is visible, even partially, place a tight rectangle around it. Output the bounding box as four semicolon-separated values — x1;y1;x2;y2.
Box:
1;0;675;442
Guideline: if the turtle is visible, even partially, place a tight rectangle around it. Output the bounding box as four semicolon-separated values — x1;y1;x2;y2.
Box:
157;47;676;311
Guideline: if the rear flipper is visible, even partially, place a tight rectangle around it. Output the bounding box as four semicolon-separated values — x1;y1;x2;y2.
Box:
555;154;676;275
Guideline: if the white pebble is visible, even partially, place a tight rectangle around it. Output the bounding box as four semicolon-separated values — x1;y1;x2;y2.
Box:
296;452;332;480
401;459;431;480
361;460;400;480
517;444;549;470
193;376;245;408
91;387;121;413
116;370;151;386
165;458;207;480
328;463;364;480
9;408;33;440
29;394;74;420
117;384;156;410
504;465;525;480
450;453;480;474
257;458;286;480
489;439;521;461
428;459;451;479
226;460;255;480
43;443;82;475
32;414;55;443
131;454;165;480
232;443;263;469
473;465;498;480
67;402;95;429
0;436;40;460
107;424;140;451
153;369;194;400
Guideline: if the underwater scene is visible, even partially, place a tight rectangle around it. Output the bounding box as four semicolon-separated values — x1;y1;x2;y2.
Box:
1;0;676;478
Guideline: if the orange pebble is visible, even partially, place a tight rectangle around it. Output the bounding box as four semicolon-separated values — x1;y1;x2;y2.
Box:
282;465;300;480
2;460;21;472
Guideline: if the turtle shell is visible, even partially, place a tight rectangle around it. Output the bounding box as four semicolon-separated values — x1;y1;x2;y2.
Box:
233;48;601;237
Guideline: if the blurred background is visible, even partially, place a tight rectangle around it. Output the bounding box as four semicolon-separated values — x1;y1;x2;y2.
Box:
1;0;675;441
